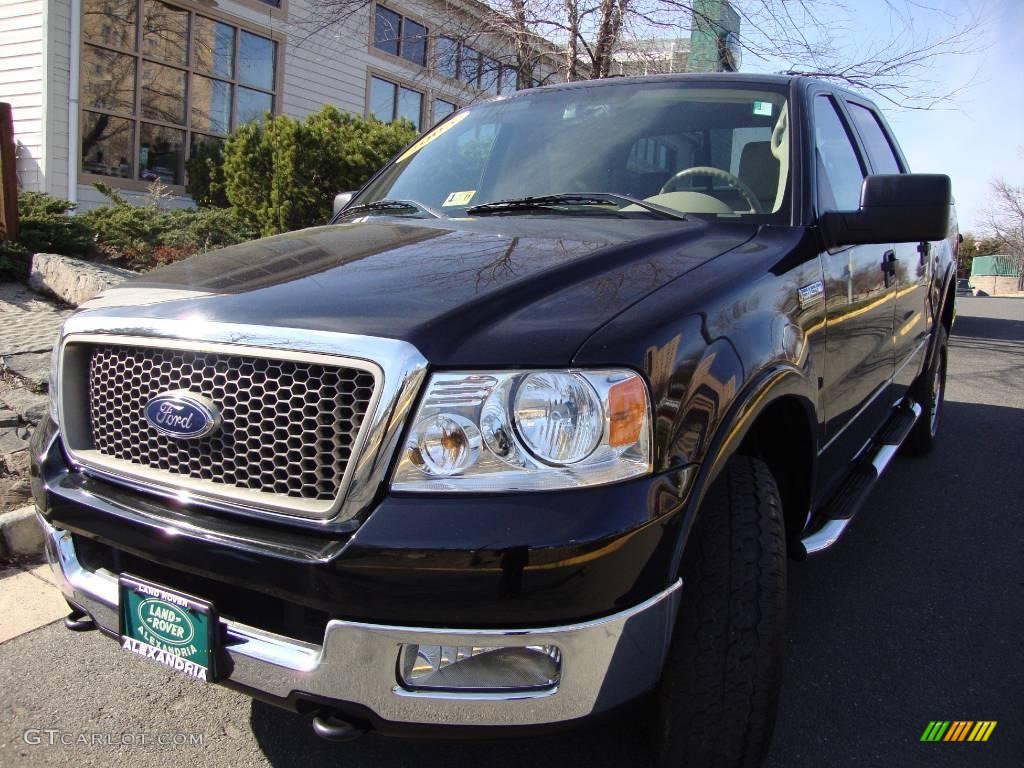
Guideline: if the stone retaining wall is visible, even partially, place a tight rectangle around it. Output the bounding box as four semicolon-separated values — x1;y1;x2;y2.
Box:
29;253;132;307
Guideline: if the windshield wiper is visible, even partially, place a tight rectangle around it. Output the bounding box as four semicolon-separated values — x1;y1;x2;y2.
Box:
465;192;686;220
332;199;443;222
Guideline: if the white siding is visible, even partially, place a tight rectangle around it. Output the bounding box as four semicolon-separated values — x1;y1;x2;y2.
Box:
276;0;522;124
0;0;45;191
45;0;71;198
279;7;370;119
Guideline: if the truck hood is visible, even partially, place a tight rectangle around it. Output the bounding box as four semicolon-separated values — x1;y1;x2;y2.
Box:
80;216;755;366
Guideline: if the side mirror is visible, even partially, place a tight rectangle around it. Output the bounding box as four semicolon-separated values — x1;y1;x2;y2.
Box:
332;191;355;218
820;174;951;249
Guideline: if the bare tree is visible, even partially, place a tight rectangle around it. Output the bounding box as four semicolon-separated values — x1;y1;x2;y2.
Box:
298;0;983;109
982;167;1024;291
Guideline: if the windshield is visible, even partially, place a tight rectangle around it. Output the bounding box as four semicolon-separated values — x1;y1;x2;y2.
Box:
355;81;791;221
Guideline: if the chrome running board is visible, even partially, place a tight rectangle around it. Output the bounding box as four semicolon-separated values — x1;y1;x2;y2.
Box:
800;401;922;556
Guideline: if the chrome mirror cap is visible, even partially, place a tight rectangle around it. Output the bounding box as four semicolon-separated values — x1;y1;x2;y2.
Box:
333;192;354;218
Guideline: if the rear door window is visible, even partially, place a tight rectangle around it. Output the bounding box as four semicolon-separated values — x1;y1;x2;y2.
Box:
847;103;903;175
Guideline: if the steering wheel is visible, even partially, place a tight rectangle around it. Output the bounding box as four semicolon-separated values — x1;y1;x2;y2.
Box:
659;166;764;214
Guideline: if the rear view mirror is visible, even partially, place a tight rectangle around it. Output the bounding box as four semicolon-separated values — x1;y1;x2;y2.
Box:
332;192;355;218
820;174;951;249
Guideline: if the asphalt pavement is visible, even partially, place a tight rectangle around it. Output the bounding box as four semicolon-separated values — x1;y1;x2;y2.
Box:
1;296;1021;768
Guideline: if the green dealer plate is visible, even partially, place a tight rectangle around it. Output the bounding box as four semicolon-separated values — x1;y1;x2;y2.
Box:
119;574;219;682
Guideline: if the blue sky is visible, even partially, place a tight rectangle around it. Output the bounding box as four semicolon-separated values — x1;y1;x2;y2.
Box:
742;0;1023;233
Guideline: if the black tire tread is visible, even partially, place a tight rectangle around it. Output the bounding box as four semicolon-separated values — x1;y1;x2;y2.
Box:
655;455;786;768
904;324;947;456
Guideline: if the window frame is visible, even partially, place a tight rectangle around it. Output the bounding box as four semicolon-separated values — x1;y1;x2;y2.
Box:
366;69;425;132
370;3;429;68
78;0;283;194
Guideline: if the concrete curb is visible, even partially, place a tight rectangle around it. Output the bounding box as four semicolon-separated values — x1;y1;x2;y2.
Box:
29;253;133;307
0;505;44;559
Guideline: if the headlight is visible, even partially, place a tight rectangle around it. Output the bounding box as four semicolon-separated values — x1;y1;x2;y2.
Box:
514;372;602;464
48;329;62;425
391;369;651;492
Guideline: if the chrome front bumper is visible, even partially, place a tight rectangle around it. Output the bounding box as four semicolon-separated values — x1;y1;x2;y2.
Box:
40;512;682;727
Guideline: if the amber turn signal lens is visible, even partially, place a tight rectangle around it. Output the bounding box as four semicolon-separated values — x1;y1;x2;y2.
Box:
608;377;647;447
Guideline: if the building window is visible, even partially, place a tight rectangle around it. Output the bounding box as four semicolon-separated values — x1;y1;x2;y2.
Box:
402;19;427;67
373;5;428;66
435;39;517;95
459;46;479;86
80;0;278;188
433;99;457;125
373;6;400;56
239;31;276;90
498;66;517;95
437;36;458;79
369;75;423;132
480;56;499;94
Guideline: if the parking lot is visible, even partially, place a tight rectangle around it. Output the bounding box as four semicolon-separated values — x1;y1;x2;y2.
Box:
1;296;1021;768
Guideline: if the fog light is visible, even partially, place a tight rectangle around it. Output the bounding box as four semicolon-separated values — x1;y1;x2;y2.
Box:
398;644;561;691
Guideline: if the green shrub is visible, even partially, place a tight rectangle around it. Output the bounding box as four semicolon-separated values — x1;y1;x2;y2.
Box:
9;187;258;272
77;185;258;270
77;191;166;264
161;207;258;251
185;139;229;208
16;191;92;256
220;106;416;236
0;240;30;279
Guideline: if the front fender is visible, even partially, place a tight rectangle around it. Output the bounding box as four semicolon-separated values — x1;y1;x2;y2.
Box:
666;363;819;578
573;228;827;586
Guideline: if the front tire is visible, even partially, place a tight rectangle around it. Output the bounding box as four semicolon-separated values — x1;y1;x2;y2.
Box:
654;455;786;768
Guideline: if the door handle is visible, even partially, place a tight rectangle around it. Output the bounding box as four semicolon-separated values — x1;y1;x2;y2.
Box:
917;241;931;266
881;250;897;288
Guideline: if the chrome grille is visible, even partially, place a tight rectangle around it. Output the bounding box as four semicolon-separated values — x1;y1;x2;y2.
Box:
87;344;376;502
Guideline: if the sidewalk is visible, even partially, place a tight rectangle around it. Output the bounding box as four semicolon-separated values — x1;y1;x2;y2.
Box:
0;554;68;644
0;282;69;360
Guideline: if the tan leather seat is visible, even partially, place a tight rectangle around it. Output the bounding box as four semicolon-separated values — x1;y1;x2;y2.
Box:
739;141;780;211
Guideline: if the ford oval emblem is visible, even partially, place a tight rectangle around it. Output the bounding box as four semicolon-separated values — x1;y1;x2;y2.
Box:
144;390;221;440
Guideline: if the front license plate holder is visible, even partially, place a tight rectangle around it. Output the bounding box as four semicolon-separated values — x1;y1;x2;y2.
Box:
118;573;219;682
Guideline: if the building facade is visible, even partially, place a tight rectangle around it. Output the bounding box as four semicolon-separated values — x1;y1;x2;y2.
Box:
609;38;691;78
686;0;739;73
0;0;559;209
970;254;1023;295
609;0;740;77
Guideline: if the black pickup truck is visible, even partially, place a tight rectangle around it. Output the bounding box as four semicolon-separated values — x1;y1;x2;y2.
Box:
32;73;957;767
